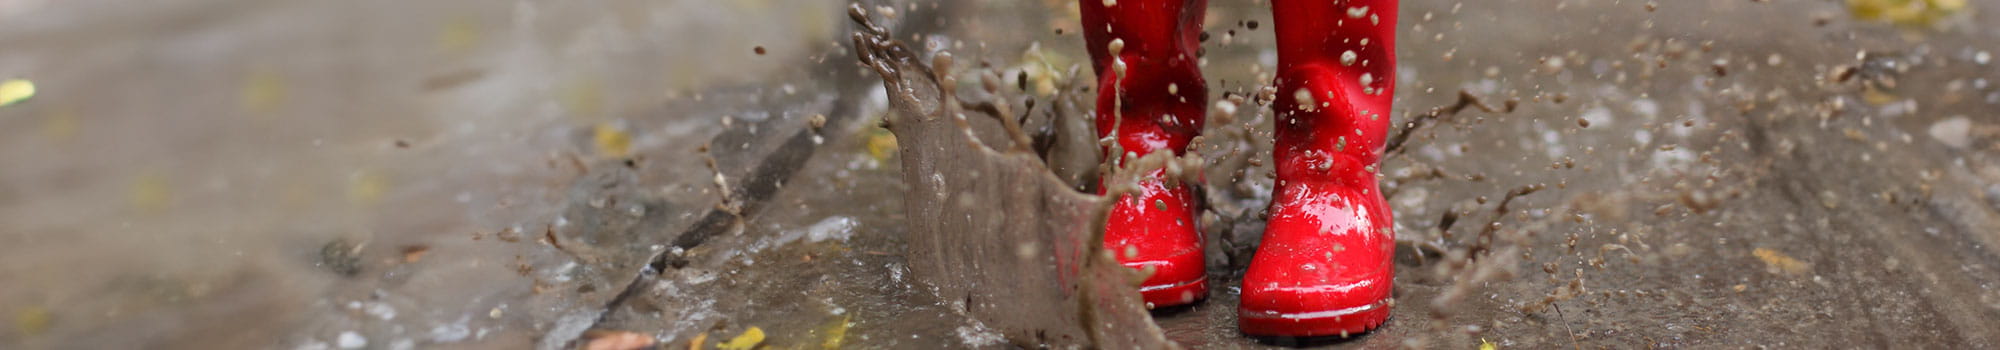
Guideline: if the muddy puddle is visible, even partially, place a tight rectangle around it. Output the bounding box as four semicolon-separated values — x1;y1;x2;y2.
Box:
3;0;2000;349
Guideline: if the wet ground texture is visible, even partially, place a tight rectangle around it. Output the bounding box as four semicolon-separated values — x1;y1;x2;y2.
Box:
4;0;2000;349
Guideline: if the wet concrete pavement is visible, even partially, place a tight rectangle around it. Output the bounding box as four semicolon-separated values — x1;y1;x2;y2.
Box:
4;0;2000;349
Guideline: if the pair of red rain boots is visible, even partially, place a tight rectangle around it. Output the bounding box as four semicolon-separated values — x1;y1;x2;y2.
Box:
1080;0;1399;337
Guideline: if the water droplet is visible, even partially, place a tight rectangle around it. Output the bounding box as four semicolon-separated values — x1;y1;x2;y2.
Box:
1213;99;1238;116
1293;88;1316;111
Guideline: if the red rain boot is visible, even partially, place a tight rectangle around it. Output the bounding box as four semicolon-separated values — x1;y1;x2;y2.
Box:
1080;0;1210;309
1238;0;1399;337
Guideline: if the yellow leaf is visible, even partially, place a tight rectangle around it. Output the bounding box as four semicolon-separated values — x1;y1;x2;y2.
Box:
1752;248;1811;275
1479;338;1497;350
819;316;851;350
594;123;632;158
1932;0;1966;11
0;79;34;106
239;70;286;114
1846;0;1969;27
1860;87;1897;106
347;169;389;205
717;327;765;350
130;173;172;212
15;306;51;336
436;17;482;54
863;127;897;162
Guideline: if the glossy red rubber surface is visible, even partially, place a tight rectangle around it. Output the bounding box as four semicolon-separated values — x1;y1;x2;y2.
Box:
1240;0;1399;337
1080;0;1210;309
1103;171;1208;308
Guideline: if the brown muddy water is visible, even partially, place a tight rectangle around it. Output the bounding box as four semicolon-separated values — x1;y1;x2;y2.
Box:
2;0;1999;349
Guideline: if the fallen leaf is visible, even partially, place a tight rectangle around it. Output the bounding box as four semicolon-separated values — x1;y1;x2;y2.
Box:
688;332;708;350
15;306;51;336
819;316;851;349
581;330;656;350
347;169;389;205
129;173;172;212
1;79;35;106
862;127;897;163
239;69;286;114
717;327;765;350
594;123;632;158
1847;0;1967;27
1752;248;1811;275
435;16;482;54
401;245;431;263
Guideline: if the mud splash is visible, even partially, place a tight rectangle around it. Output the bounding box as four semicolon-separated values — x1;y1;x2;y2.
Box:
848;5;1181;349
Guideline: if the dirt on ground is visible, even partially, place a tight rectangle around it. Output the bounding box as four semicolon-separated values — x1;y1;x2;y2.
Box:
3;0;1999;349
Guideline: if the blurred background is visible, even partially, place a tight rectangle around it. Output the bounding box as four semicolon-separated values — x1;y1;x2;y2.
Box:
1;0;1997;349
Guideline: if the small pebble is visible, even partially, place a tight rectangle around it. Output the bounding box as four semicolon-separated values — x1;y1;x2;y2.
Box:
1929;117;1971;149
337;331;368;349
